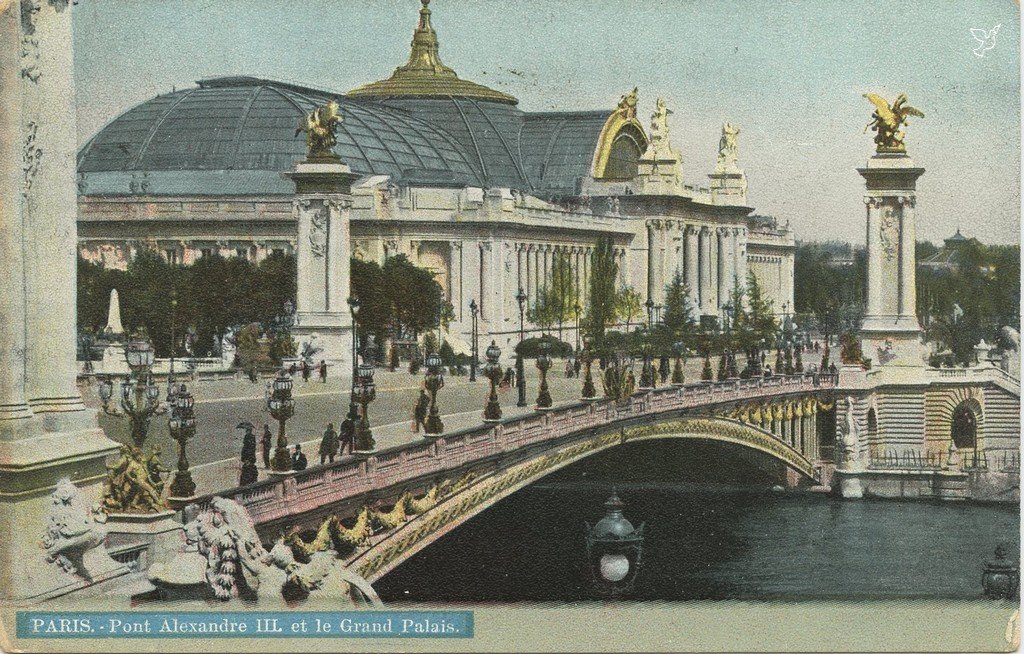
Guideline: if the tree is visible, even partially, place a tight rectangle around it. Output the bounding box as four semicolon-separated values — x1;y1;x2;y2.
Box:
584;237;619;353
616;286;643;333
744;270;778;347
530;250;579;340
662;270;697;346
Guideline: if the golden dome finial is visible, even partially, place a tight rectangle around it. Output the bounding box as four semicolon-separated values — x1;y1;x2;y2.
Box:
400;0;454;75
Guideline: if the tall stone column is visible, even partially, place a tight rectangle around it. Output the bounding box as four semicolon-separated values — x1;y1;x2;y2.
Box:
0;0;122;602
480;241;493;322
525;244;535;308
448;241;462;322
699;227;714;316
0;1;31;429
857;153;925;366
685;225;699;311
734;228;747;304
716;228;728;310
465;239;483;316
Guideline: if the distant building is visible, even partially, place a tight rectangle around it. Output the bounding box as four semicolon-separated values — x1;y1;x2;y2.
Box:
76;0;795;347
919;229;985;273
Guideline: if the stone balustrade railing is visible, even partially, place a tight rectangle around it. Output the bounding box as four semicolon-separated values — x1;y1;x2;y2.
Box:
193;374;837;527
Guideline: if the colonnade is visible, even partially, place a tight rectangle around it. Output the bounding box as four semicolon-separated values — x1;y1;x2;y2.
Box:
646;220;747;318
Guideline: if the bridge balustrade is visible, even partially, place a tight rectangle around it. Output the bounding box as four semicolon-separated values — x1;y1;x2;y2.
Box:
193;374;836;526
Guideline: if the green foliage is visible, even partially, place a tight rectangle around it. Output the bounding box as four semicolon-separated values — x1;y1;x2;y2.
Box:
701;353;714;381
236;323;271;372
615;286;643;329
584;237;620;352
515;334;573;358
793;242;864;340
352;255;453;344
77;251;295;357
529;251;579;333
422;331;440;355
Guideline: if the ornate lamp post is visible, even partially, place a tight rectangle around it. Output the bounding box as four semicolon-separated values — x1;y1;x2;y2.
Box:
346;297;361;428
98;339;164;448
168;383;197;498
483;341;502;422
469;299;479;382
353;359;377;453
574;302;582;353
672;341;686;386
515;287;528;408
535;341;553;409
584;493;645;597
166;291;179;403
267;369;296;472
424;352;445;435
581;341;598;400
645;298;655;327
639;340;655;390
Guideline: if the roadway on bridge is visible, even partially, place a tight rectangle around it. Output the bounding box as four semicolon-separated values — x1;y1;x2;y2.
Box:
81;354;821;496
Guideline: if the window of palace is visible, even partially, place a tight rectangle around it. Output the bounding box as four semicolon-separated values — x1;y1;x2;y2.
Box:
951;402;978;450
603;133;642;180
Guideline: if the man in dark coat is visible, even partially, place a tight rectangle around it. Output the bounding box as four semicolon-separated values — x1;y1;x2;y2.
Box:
319;423;339;464
291;444;307;471
413;390;429;433
339;416;355;455
261;423;272;468
302;361;311;382
320;361;328;383
239;426;258;486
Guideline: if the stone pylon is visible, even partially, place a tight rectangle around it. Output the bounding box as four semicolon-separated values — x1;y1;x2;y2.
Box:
857;152;926;367
0;0;122;602
104;288;124;336
285;154;359;374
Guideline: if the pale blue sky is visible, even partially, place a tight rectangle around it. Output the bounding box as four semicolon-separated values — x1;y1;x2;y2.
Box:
73;0;1020;245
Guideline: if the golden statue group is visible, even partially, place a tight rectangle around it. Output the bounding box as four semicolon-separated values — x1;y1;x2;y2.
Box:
296;99;343;159
864;92;924;153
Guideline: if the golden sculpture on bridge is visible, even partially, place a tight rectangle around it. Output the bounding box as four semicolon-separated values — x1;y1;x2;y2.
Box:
296;100;343;159
863;92;924;153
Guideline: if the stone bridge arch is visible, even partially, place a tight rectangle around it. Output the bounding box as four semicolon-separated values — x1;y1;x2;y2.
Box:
348;416;817;584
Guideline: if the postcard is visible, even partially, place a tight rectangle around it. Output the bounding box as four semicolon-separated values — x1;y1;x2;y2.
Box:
0;0;1019;651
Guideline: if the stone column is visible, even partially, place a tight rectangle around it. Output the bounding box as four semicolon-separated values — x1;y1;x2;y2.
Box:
863;196;885;318
448;241;462;322
897;195;917;318
22;0;85;416
716;228;728;310
465;239;483;317
699;227;714;315
0;2;31;429
479;242;493;322
685;225;699;310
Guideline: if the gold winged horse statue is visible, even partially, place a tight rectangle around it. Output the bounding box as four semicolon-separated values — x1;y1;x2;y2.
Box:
296;100;343;159
863;93;924;153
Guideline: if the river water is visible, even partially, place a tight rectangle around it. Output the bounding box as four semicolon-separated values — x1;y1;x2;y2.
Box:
375;440;1019;603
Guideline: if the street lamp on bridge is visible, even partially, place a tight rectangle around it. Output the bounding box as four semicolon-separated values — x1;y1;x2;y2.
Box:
515;287;528;408
353;357;377;454
469;298;479;382
424;351;445;435
645;298;655;328
168;383;196;498
346;296;361;430
574;302;582;354
483;340;502;422
535;341;553;409
267;368;295;472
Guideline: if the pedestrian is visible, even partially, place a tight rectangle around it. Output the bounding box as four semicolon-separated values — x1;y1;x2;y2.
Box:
319;422;339;464
413;389;429;433
574;357;581;377
301;360;311;383
240;426;258;486
828;362;837;375
764;365;773;378
291;444;307;471
261;423;272;468
247;366;258;384
564;359;574;378
320;360;328;383
289;362;297;376
659;355;670;384
339;416;355;455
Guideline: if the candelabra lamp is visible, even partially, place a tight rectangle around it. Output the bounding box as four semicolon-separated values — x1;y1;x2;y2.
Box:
168;383;197;498
98;339;164;448
581;342;598;400
267;369;296;472
353;360;377;453
482;341;503;422
536;341;553;409
424;352;446;435
639;342;655;390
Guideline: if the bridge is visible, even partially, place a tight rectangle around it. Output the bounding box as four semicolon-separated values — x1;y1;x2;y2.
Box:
188;373;838;580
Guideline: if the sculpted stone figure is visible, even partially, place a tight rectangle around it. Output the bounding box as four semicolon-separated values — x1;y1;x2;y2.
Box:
837;396;861;469
617;87;638;120
716;122;740;171
863;93;924;153
42;479;112;579
151;497;381;606
296;100;343;159
646;97;675;158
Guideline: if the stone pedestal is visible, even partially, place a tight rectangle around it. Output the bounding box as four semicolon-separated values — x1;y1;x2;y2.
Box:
635;153;687;196
708;167;747;205
104;510;184;572
285;158;360;370
857;153;926;367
